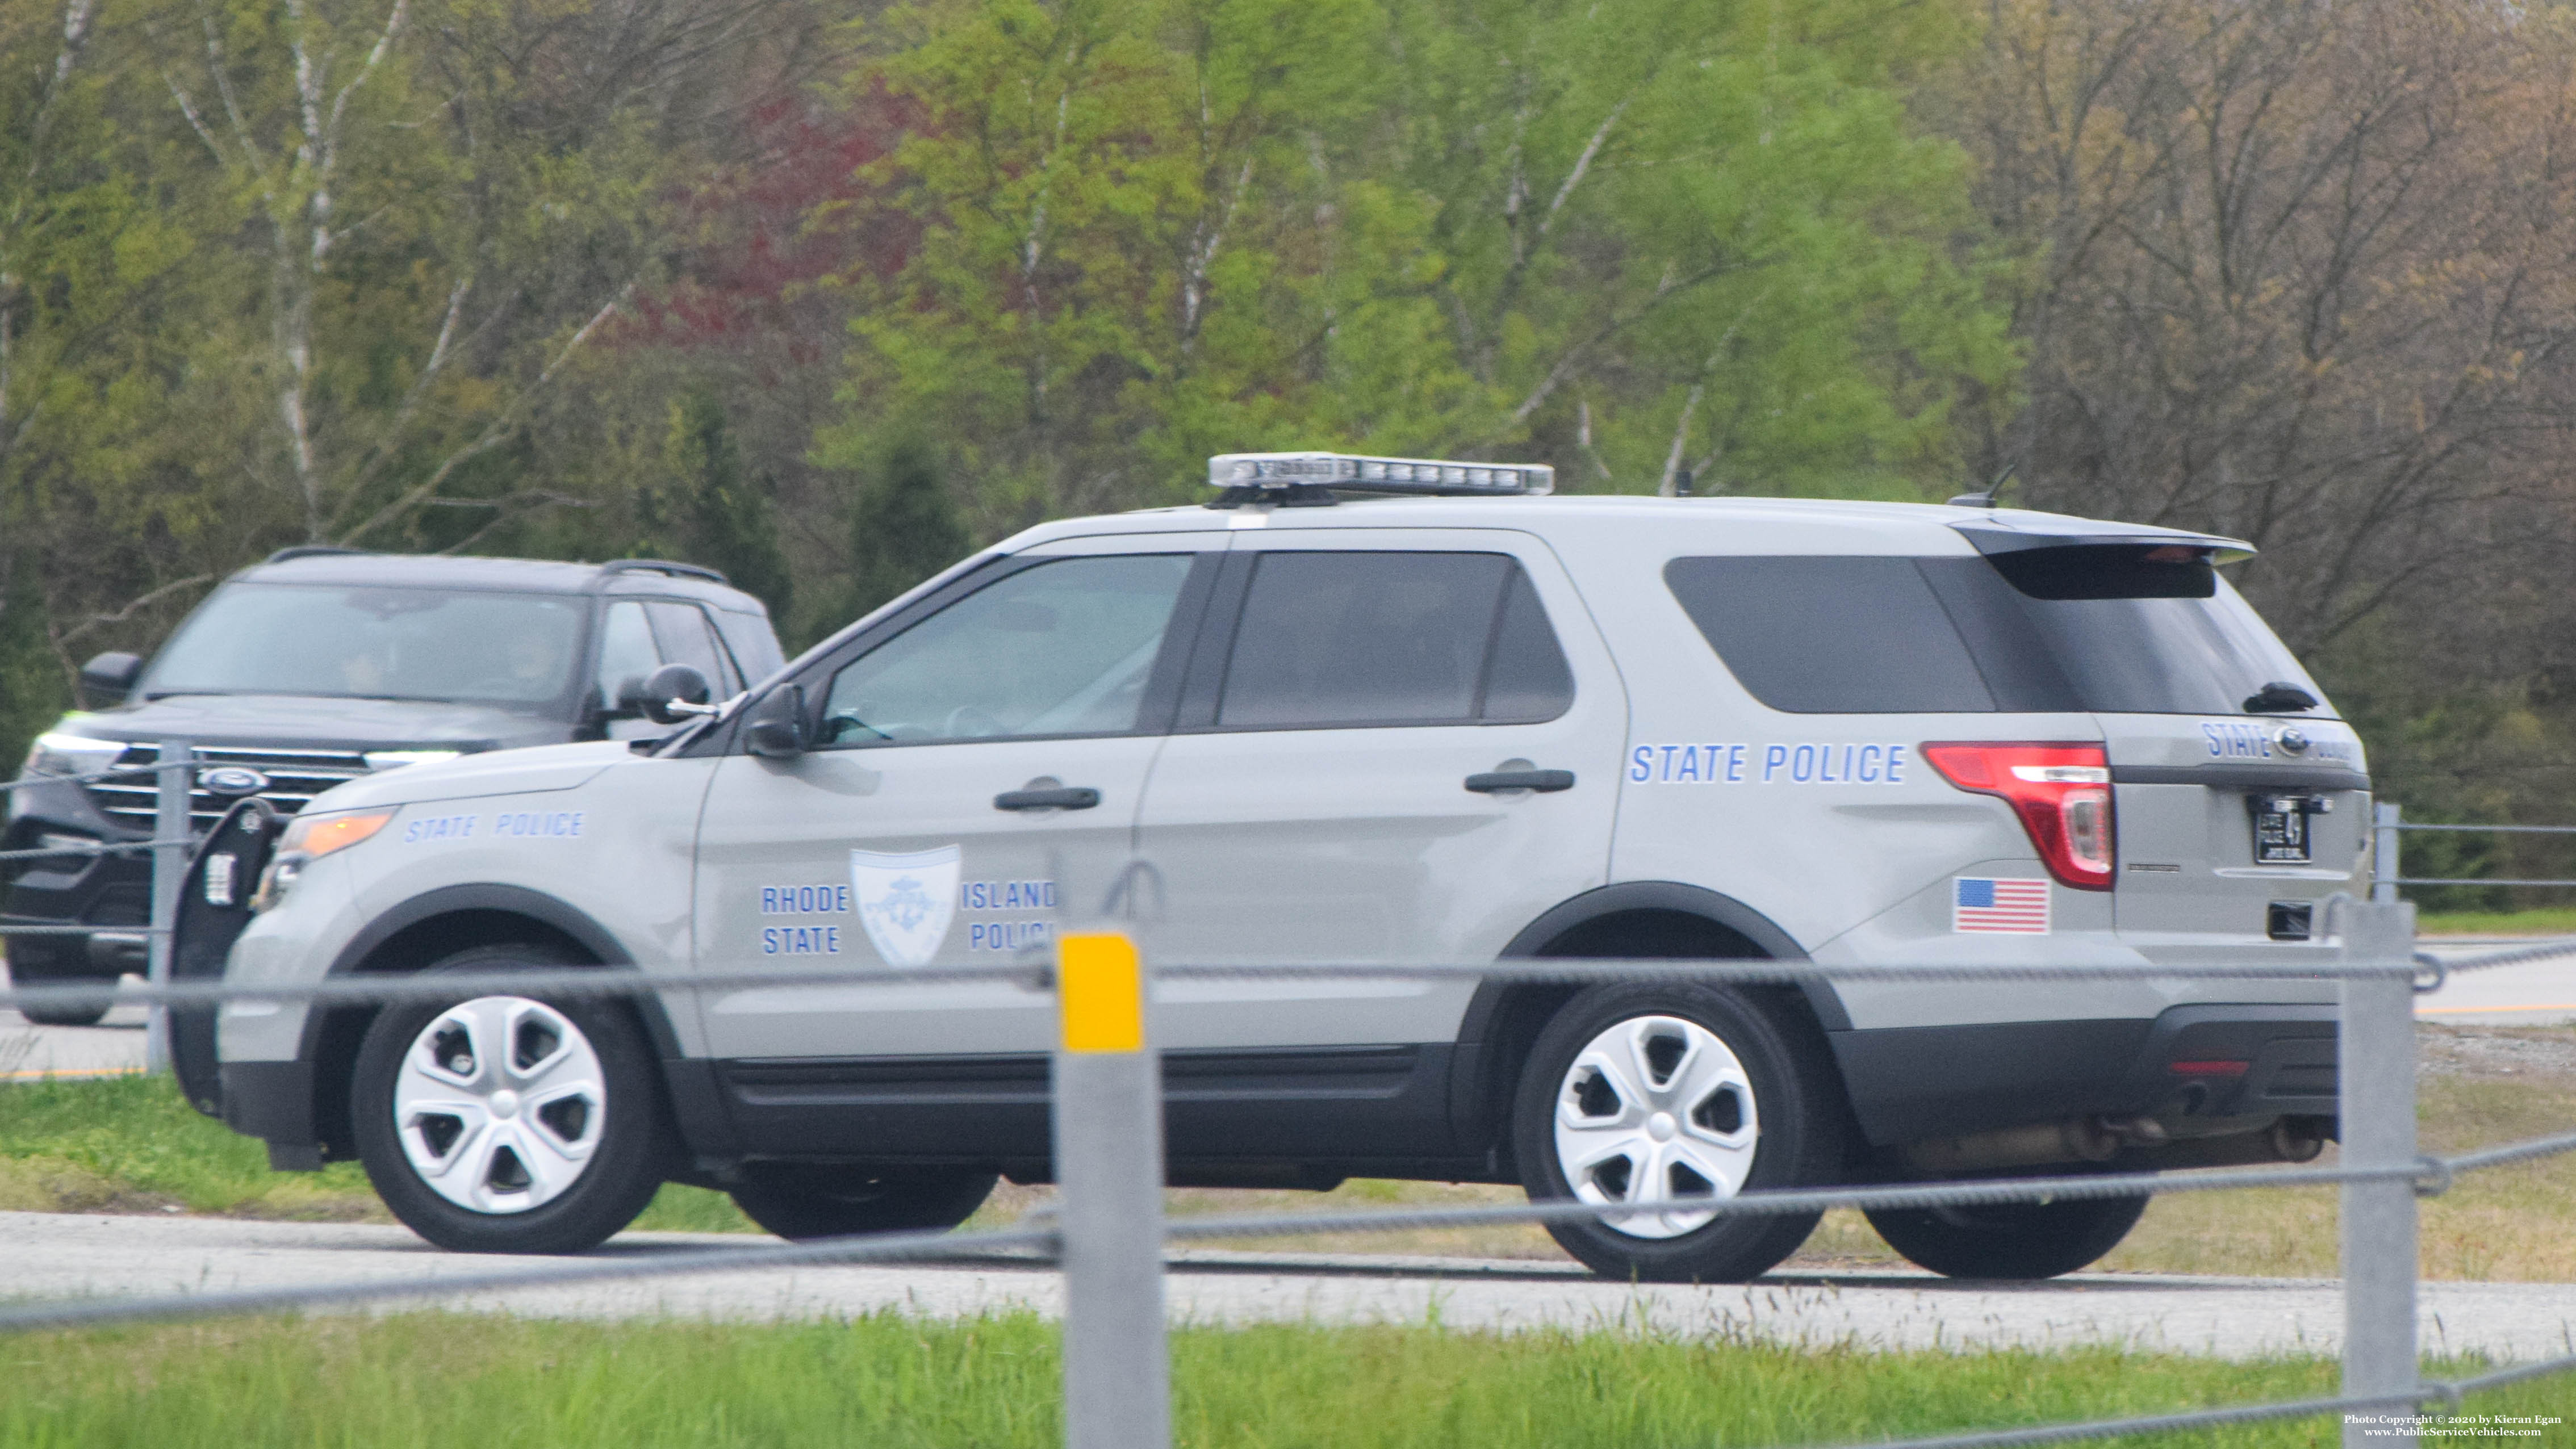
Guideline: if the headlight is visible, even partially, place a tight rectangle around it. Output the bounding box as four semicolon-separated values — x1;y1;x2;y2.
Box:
22;731;128;778
251;807;397;911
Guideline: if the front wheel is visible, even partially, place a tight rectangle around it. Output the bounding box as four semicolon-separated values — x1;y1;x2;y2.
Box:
1864;1191;2147;1280
1512;982;1849;1283
350;948;671;1254
6;950;113;1027
727;1163;998;1241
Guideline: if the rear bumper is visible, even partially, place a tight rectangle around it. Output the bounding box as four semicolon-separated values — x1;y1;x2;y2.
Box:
1830;1003;2337;1145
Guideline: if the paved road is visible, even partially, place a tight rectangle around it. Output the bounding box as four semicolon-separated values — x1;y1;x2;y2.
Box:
5;1210;2572;1362
0;974;148;1079
2415;939;2576;1026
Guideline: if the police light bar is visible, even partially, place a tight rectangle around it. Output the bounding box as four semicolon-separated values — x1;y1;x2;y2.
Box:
1207;452;1554;497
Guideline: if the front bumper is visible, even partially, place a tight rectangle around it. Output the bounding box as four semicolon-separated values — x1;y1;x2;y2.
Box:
1;822;154;979
1830;1003;2337;1145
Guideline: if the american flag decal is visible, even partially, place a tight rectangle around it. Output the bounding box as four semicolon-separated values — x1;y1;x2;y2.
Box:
1952;877;2050;934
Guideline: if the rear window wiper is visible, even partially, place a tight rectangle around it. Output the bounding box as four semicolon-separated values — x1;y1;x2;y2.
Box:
2243;681;2318;713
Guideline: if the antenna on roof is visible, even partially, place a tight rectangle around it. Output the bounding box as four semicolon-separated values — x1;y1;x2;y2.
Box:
1946;463;2017;510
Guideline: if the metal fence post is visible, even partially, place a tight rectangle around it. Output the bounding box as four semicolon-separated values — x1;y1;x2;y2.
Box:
2341;895;2420;1446
2372;803;2402;905
1050;932;1170;1449
141;739;193;1076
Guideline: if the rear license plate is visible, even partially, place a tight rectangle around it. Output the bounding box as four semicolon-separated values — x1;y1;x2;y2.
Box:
2251;795;2315;864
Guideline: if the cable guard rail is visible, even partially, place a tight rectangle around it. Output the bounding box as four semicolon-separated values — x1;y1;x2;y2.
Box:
0;835;195;865
6;916;2569;1442
0;953;2465;1018
0;1169;2569;1440
0;758;203;793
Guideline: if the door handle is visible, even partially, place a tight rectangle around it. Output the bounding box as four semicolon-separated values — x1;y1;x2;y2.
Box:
1464;769;1574;794
994;786;1101;811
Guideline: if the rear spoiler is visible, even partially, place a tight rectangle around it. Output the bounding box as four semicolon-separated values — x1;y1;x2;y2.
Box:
1951;514;2255;566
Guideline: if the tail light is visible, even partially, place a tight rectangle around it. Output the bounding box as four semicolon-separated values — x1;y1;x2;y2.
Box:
1921;742;2114;891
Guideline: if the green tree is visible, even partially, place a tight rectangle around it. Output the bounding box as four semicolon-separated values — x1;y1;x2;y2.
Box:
658;392;794;623
825;0;2013;527
841;437;969;631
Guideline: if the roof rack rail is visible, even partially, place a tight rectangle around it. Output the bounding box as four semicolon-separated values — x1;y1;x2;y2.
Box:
264;546;370;564
599;558;730;584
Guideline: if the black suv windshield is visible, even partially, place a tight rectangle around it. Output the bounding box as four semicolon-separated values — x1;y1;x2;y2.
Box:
141;583;587;706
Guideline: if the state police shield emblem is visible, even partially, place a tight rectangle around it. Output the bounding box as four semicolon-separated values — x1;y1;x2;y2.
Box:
848;845;961;969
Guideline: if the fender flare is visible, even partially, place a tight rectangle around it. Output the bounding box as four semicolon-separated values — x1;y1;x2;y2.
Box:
1446;882;1849;1165
1486;880;1847;1031
306;883;681;1056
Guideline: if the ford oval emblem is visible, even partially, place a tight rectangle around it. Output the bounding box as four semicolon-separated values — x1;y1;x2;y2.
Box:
2274;727;2311;756
201;766;269;797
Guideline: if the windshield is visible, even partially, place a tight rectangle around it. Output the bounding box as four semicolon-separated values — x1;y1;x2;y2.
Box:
141;583;588;707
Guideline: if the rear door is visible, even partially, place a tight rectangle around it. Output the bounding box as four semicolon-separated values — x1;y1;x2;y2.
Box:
1133;529;1627;1075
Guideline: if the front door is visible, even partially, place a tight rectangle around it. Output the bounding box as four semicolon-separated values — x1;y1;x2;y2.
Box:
691;543;1215;1154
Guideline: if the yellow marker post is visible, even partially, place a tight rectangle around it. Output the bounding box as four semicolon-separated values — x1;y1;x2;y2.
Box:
1057;932;1144;1054
1048;930;1169;1449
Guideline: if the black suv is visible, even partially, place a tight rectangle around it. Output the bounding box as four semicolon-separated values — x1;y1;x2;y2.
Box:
2;549;786;1023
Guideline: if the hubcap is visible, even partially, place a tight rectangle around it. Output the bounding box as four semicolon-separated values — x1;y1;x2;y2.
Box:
1552;1014;1759;1239
392;996;605;1215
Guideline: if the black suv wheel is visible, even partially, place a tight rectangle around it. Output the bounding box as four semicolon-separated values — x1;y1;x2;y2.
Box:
727;1163;998;1241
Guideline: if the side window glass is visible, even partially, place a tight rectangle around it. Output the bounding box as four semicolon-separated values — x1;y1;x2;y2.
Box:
1481;568;1575;722
645;601;738;693
1664;556;1996;713
593;601;662;702
1216;552;1571;729
820;554;1193;746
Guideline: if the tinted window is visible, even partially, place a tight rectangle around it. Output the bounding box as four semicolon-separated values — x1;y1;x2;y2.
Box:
1664;557;1996;714
1483;569;1576;722
1998;579;2323;717
821;554;1191;745
593;601;661;702
144;583;586;707
646;601;738;693
1218;552;1574;728
1667;552;2332;718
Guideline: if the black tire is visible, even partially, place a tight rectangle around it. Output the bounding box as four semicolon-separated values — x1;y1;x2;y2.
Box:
727;1163;999;1241
1864;1190;2147;1280
349;945;674;1254
1512;982;1849;1283
6;951;114;1027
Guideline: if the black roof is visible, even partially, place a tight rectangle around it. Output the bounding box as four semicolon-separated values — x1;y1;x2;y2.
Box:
233;551;765;610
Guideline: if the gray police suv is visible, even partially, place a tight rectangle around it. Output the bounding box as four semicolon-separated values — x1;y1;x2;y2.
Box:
194;454;2362;1281
5;550;785;1024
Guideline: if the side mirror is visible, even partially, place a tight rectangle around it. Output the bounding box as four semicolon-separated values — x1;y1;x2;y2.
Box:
638;663;713;726
744;685;808;760
78;652;144;709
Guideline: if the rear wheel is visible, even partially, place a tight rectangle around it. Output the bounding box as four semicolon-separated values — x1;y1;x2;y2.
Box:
350;946;672;1254
727;1163;998;1241
1512;982;1848;1283
1864;1190;2147;1280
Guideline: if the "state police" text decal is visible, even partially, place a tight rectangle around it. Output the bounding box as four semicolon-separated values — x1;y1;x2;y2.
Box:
1629;743;1910;785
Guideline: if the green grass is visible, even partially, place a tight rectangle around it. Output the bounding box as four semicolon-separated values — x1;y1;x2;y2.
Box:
1;1312;2566;1448
2415;906;2576;936
0;1073;755;1230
